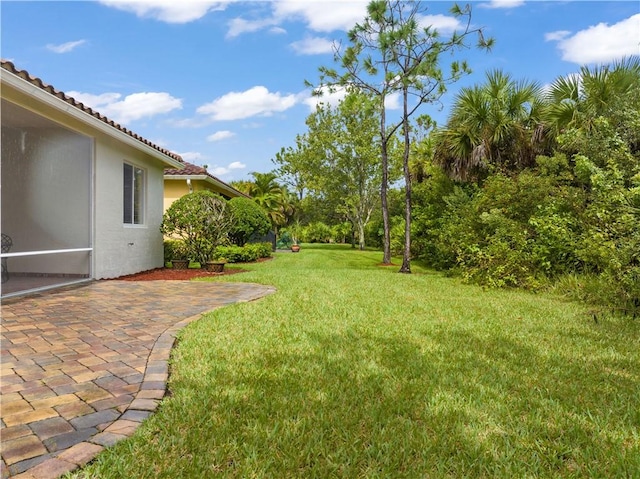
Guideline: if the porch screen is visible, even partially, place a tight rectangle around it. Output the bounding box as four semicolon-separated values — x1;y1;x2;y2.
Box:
1;99;92;296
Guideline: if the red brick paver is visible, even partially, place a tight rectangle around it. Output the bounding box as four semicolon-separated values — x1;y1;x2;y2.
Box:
1;280;275;478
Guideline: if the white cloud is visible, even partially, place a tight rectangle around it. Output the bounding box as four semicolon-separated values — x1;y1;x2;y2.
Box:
226;17;278;38
385;92;401;110
548;14;640;64
228;161;245;169
480;0;525;9
272;2;367;33
209;161;247;177
290;36;334;55
207;130;236;142
544;30;571;42
227;1;366;38
98;0;228;23
68;90;182;124
417;14;462;34
269;26;287;35
303;85;347;110
46;40;86;53
228;2;462;43
178;151;207;162
197;86;298;121
67;92;121;108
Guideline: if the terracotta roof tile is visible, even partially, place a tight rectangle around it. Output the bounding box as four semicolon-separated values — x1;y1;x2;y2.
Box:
1;60;183;164
165;162;208;176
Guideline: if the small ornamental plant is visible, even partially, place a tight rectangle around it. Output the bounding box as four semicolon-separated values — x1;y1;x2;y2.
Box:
160;191;234;265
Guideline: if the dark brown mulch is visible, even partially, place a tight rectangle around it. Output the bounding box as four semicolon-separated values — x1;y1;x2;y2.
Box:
113;267;248;281
114;257;274;281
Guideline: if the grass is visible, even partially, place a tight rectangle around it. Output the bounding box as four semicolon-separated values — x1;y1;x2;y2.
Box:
70;244;639;478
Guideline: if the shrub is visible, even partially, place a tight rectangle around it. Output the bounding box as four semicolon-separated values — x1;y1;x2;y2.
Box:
161;191;234;264
228;197;271;246
302;222;332;243
331;222;353;244
248;242;273;259
213;242;272;263
390;220;405;256
163;239;187;262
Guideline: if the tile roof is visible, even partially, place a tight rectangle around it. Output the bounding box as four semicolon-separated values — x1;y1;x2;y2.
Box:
164;162;208;176
1;60;183;164
164;161;249;198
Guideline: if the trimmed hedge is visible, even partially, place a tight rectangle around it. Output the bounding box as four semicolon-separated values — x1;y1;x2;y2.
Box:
214;242;272;263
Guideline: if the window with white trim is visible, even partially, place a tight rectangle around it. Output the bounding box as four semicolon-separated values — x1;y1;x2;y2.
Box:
123;163;145;225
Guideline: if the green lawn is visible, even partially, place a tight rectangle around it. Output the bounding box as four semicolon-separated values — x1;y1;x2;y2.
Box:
71;244;639;478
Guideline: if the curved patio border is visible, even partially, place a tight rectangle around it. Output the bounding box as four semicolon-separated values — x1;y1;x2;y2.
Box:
0;280;276;479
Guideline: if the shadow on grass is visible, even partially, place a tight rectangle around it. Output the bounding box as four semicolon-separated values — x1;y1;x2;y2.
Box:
137;327;639;478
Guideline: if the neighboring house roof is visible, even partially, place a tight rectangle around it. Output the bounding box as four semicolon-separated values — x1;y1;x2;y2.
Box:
0;60;183;168
165;162;249;199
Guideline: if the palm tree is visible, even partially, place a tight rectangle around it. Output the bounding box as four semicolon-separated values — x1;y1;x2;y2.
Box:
435;69;545;181
234;172;296;236
544;56;640;136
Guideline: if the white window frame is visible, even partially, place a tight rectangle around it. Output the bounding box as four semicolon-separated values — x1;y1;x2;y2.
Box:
123;162;146;226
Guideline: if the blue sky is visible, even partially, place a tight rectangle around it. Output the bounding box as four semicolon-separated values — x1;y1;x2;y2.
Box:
2;1;638;181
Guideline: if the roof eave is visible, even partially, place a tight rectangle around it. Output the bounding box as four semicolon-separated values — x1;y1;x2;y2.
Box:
164;174;249;198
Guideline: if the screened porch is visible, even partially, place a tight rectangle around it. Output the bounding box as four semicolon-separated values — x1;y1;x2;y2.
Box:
1;99;93;298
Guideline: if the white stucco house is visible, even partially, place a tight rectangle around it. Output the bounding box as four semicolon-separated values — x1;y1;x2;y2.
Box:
0;60;184;298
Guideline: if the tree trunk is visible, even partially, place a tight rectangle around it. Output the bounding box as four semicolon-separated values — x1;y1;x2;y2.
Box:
399;180;412;273
399;86;412;274
380;125;392;264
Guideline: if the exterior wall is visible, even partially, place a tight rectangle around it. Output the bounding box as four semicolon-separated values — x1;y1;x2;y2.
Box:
163;178;237;213
163;180;190;212
1;81;175;281
93;136;166;279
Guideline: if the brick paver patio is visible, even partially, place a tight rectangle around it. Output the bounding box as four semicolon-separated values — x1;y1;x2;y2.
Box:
0;280;275;479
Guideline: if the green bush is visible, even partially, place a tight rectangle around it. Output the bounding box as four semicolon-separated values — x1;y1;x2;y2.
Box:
163;239;187;262
213;242;272;263
161;191;234;264
389;219;405;256
413;168;585;289
331;222;353;244
228;197;271;246
302;221;332;243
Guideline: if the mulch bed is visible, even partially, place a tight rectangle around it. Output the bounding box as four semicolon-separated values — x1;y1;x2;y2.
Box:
114;267;248;281
114;257;273;281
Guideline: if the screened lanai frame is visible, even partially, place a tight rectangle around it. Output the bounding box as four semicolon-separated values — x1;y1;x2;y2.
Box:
1;99;93;298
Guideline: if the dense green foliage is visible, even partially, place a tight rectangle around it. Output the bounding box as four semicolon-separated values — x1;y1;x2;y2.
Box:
231;172;295;235
163;239;188;262
410;58;640;314
227;196;271;246
160;191;234;264
213;242;272;263
70;245;640;478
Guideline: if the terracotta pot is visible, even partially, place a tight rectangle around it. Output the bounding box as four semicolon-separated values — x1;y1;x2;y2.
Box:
172;259;189;270
291;244;301;252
